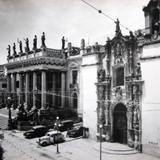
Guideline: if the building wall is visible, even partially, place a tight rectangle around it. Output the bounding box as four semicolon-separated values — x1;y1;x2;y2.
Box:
141;44;160;157
81;54;98;139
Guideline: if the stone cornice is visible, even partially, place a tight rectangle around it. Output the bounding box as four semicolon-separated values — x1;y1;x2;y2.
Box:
5;57;67;70
140;55;160;61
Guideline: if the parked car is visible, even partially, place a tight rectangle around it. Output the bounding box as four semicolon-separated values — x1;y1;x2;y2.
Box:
55;120;73;132
0;144;4;160
37;131;65;146
66;126;84;138
23;125;49;139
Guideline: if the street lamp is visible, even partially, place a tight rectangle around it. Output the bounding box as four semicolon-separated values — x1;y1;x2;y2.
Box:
54;116;61;154
7;97;12;130
99;124;103;160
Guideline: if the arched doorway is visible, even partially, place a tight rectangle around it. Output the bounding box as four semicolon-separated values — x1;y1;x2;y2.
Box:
113;103;127;144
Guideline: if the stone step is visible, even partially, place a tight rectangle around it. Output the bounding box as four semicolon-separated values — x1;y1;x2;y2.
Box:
94;142;138;155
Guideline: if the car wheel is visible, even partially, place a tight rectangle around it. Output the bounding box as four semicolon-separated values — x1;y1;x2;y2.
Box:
41;142;47;146
27;135;32;139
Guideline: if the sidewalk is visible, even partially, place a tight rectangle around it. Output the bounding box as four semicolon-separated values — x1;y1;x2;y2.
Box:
7;130;160;160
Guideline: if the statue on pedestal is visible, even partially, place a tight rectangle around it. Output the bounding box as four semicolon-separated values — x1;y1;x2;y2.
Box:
97;68;106;82
13;43;17;56
115;18;122;37
62;36;65;49
17;39;23;53
24;38;30;52
33;35;37;50
41;32;46;47
7;45;11;57
81;39;85;50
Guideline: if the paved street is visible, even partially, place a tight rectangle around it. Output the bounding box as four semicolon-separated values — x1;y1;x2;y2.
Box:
0;108;160;160
1;130;160;160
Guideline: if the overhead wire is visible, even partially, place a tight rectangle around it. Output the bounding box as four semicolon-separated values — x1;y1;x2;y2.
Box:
80;0;131;32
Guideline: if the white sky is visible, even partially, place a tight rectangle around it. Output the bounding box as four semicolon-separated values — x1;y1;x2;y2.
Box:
0;0;149;65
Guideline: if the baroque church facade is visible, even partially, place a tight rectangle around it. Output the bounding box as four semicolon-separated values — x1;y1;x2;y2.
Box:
82;0;160;157
81;20;143;150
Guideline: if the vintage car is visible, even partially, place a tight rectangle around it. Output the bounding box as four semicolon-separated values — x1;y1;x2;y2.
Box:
66;126;84;138
37;131;65;146
23;125;49;139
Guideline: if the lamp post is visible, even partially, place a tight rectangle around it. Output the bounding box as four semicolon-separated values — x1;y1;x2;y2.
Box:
99;124;103;160
7;97;12;130
54;116;61;154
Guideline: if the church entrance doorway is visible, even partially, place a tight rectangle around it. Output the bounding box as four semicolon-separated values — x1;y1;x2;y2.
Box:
113;103;127;144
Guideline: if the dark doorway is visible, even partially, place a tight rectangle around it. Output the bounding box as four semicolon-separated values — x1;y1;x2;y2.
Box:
113;103;127;144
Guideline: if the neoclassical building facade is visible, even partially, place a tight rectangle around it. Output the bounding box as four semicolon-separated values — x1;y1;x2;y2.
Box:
5;34;82;118
0;65;7;108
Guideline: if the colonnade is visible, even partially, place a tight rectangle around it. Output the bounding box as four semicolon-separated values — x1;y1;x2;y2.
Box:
7;70;66;109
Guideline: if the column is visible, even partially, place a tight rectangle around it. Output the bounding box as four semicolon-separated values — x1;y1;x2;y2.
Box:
12;73;16;94
33;72;37;107
25;72;29;106
7;74;11;96
12;73;17;108
61;72;66;108
52;73;56;107
66;71;70;108
41;71;46;109
19;73;23;104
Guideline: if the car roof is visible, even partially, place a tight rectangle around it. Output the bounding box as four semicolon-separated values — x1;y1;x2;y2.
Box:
61;120;73;123
47;131;61;134
32;125;46;129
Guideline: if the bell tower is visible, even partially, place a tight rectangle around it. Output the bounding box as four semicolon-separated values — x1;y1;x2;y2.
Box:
143;0;160;36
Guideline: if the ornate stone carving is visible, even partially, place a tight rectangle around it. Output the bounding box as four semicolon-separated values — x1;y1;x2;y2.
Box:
133;104;140;127
113;86;123;101
135;62;141;75
127;101;134;129
97;85;105;100
97;68;106;82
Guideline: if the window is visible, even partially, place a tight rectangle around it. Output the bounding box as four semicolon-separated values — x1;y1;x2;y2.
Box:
16;81;19;88
152;9;160;34
113;67;124;87
116;67;124;86
2;83;7;88
72;70;78;84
